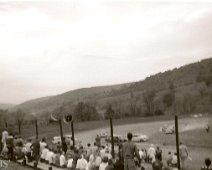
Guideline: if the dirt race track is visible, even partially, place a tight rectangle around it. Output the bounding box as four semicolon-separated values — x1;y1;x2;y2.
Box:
73;116;212;170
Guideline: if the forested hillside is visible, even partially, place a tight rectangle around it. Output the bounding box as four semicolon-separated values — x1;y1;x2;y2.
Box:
3;57;212;125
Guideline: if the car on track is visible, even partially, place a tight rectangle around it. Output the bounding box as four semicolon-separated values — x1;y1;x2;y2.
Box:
99;130;108;138
132;134;149;142
52;135;80;145
105;134;126;144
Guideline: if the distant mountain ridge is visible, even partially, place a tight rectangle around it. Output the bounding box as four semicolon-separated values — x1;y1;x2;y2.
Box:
11;57;212;118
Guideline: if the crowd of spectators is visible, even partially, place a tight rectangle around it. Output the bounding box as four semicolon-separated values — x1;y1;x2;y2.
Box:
0;128;211;170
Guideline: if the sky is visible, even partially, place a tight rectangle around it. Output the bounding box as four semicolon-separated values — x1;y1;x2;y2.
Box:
0;0;212;104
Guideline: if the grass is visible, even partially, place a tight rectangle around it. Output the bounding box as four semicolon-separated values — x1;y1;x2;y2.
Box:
0;161;31;170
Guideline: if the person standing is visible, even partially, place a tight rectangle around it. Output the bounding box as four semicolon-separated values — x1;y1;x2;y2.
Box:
122;132;140;170
31;139;40;165
179;142;188;170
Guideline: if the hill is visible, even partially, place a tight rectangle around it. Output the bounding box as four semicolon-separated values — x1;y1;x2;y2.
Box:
11;57;212;121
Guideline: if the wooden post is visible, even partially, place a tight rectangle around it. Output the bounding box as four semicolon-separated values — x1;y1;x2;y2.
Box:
71;121;75;146
59;119;64;144
175;115;181;170
110;117;115;158
35;119;38;139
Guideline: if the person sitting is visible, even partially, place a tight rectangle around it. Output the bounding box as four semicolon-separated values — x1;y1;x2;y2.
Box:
60;151;67;168
54;150;60;167
40;145;49;163
201;158;212;170
46;148;54;165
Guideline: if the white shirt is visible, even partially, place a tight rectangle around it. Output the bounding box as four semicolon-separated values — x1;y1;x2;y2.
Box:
99;162;108;170
76;157;88;170
25;142;32;153
1;130;8;143
41;148;49;159
40;142;47;152
67;158;73;168
46;151;54;164
148;147;156;158
60;155;66;166
95;156;102;167
139;150;144;159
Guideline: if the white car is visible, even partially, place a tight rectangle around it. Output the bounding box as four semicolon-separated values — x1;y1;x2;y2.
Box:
165;126;175;134
52;135;79;145
99;130;108;138
132;134;149;142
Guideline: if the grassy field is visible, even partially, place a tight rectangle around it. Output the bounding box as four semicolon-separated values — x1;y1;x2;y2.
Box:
0;161;31;170
8;115;212;170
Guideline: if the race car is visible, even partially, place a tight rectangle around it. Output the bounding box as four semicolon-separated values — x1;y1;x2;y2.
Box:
132;134;149;142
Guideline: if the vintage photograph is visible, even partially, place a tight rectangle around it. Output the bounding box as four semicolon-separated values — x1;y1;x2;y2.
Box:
0;0;212;170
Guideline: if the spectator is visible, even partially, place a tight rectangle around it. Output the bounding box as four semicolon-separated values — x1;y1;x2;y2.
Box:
24;138;32;162
114;156;124;170
179;142;188;170
156;146;162;161
1;128;8;151
171;153;177;167
67;157;74;170
139;149;145;162
60;151;67;168
166;152;172;166
105;147;112;160
152;153;163;170
86;154;96;170
201;158;212;170
6;134;14;160
40;145;49;163
40;137;47;153
95;151;102;170
46;148;54;165
54;150;60;167
31;139;40;164
86;143;92;161
76;154;88;170
122;132;140;170
105;159;114;170
148;144;156;163
99;156;108;170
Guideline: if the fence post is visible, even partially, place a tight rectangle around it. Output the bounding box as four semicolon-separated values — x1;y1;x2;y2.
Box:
175;115;181;170
110;117;115;158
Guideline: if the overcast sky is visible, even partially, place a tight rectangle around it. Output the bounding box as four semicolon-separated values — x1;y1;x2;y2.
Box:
0;0;212;104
